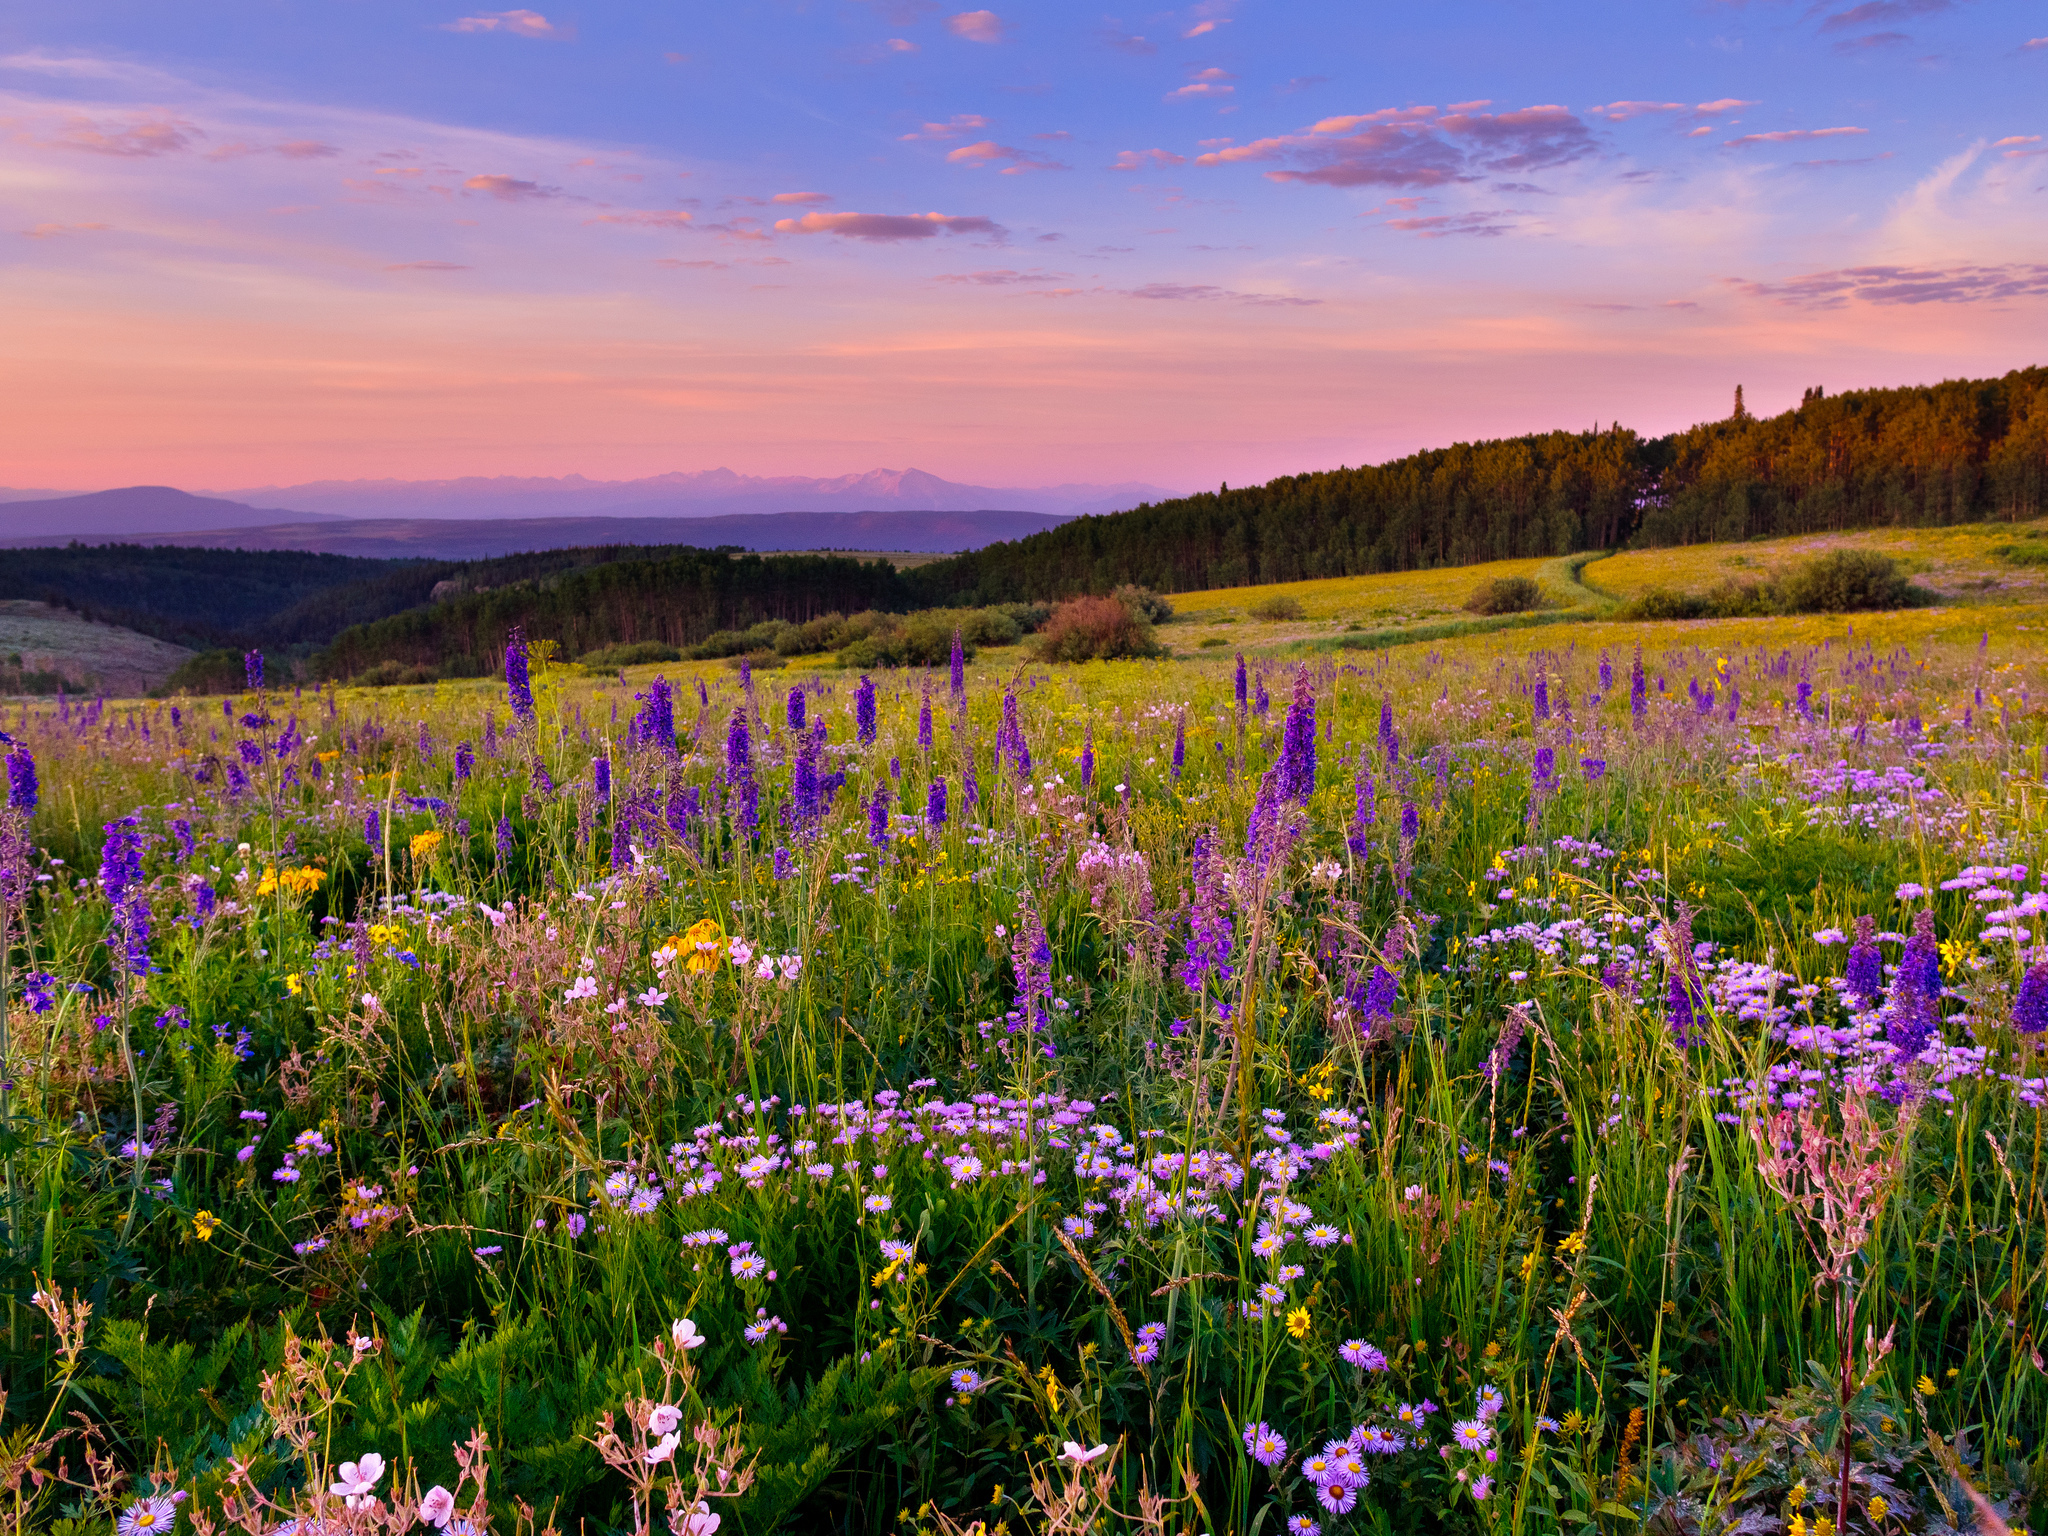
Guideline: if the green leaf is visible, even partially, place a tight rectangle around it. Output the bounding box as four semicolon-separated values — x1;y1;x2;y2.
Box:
1596;1503;1642;1521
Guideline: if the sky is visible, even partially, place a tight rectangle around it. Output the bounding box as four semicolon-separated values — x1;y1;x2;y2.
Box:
2;1;2045;494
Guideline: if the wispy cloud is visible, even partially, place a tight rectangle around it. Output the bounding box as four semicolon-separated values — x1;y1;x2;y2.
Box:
385;259;470;270
584;209;693;227
441;9;568;38
1723;126;1867;146
901;115;989;141
1386;210;1517;237
1729;261;2048;307
1121;281;1317;306
1099;21;1155;54
772;210;1001;240
1198;103;1596;187
1183;19;1229;38
770;191;833;204
946;10;1006;43
20;221;110;237
932;267;1070;283
1816;0;1950;33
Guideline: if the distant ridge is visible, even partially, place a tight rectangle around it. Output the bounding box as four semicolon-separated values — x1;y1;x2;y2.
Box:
0;508;1076;560
0;486;328;537
207;467;1171;522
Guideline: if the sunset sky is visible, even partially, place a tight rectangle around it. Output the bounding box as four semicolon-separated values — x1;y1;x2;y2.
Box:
3;1;2045;493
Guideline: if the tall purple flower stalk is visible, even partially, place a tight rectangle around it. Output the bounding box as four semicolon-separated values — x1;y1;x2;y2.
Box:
726;712;758;834
1533;674;1549;721
99;815;151;975
1254;673;1269;716
1399;800;1418;844
1172;715;1185;780
1011;891;1054;1034
244;650;264;691
919;691;934;753
1378;696;1398;767
949;630;966;701
926;777;948;828
1843;915;1882;1008
454;741;474;781
998;691;1032;779
1080;725;1095;787
791;728;822;839
1630;649;1647;724
867;783;891;847
2014;962;2048;1034
1234;653;1247;715
1598;653;1613;692
505;628;535;723
634;677;677;755
1178;830;1235;992
1275;668;1316;804
593;756;611;803
1348;765;1375;858
1663;907;1699;1046
1532;746;1555;789
495;815;514;863
4;747;35;813
855;674;877;746
1887;909;1941;1063
786;686;806;733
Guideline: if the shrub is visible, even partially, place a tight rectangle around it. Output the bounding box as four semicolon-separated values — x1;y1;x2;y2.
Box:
1463;576;1544;616
723;648;785;671
1247;594;1304;621
1992;540;2048;568
161;648;248;695
996;602;1052;634
354;660;438;687
691;621;792;660
580;641;682;669
1618;589;1712;620
1778;550;1917;612
1034;595;1162;662
1112;585;1175;624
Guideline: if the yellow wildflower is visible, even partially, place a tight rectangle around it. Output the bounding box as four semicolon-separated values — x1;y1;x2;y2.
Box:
1285;1307;1311;1339
1788;1484;1807;1509
1867;1496;1890;1522
285;973;304;996
1788;1517;1806;1536
192;1210;219;1242
1916;1374;1937;1395
409;829;444;861
681;917;726;974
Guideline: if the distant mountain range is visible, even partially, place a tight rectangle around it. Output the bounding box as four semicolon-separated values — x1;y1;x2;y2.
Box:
0;508;1078;560
205;468;1171;522
0;487;327;537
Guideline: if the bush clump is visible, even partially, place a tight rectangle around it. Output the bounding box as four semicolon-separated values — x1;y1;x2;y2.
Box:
1463;576;1544;616
1034;595;1163;662
1620;549;1924;622
833;605;1042;669
1778;549;1917;612
580;640;682;669
1112;584;1175;624
1247;593;1305;621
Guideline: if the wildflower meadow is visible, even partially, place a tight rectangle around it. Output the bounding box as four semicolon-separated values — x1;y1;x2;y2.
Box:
0;610;2044;1536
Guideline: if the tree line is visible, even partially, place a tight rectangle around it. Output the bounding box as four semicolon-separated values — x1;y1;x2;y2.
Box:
902;366;2048;605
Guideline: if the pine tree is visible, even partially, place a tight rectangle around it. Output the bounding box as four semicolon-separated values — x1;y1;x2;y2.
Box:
1733;384;1748;420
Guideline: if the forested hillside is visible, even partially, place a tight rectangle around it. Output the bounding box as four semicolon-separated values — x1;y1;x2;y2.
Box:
317;549;909;681
905;367;2048;604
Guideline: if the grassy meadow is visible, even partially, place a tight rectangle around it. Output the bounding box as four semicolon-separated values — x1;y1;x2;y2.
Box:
0;525;2045;1536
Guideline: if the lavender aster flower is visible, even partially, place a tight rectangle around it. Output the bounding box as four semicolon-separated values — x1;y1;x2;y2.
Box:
1242;1421;1287;1468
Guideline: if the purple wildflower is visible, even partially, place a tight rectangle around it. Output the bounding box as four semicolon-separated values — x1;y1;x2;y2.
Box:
1580;757;1606;782
244;649;264;690
1532;746;1555;789
99;815;151;975
918;691;933;753
1011;891;1054;1030
786;686;806;732
1347;765;1375;858
1533;673;1549;721
867;783;890;847
1234;653;1247;714
2013;962;2048;1034
495;815;514;862
949;629;965;699
1630;649;1646;723
593;756;611;803
1888;908;1941;1062
365;808;380;847
855;674;877;745
454;740;474;780
1276;669;1316;804
1378;695;1398;766
1080;725;1094;787
1399;800;1418;844
1843;915;1882;1008
505;627;535;723
1179;830;1235;991
927;777;948;828
633;677;676;755
1242;1421;1287;1468
5;747;36;813
1172;714;1185;780
726;712;757;834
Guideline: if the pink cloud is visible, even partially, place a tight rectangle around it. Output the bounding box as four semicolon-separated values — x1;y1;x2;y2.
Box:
442;9;568;38
2025;36;2048;49
1169;67;1237;101
1730;262;2048;308
386;260;470;270
770;191;833;204
902;115;990;141
1099;22;1155;54
463;173;560;199
887;38;919;51
1694;99;1754;114
585;210;694;227
947;10;1006;43
945;140;1066;173
1198;103;1595;188
1183;19;1229;37
21;222;110;238
1817;0;1950;33
1723;127;1867;146
1124;282;1318;307
25;112;201;157
1111;148;1186;171
933;267;1071;284
1590;101;1686;121
772;210;1001;240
